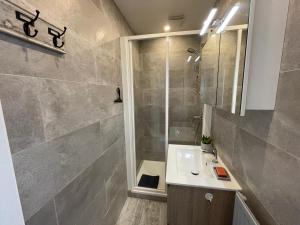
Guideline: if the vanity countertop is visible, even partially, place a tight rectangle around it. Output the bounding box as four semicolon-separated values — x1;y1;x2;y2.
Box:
166;144;242;191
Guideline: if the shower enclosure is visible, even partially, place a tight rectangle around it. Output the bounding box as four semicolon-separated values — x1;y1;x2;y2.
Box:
121;31;203;196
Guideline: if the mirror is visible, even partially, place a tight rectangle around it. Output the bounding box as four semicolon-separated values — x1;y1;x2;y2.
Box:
200;0;251;115
217;28;247;113
200;33;220;106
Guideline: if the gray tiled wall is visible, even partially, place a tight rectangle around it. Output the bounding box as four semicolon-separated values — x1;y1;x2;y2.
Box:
0;0;131;224
211;0;300;225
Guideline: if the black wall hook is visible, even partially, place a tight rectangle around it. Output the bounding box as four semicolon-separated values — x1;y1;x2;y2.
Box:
48;27;67;48
16;10;40;37
114;87;123;103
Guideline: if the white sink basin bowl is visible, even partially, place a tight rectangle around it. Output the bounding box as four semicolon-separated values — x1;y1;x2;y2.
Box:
166;144;241;191
176;148;215;179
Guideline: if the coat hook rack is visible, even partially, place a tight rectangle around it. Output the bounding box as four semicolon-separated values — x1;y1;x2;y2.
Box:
15;9;40;37
48;26;67;48
114;87;123;103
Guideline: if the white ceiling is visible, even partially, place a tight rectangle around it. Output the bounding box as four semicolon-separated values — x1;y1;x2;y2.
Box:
114;0;216;34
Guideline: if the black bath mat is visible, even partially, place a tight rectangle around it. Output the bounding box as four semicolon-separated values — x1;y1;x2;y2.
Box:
138;174;159;189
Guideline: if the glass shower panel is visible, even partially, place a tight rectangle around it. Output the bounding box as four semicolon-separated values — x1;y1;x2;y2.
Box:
168;35;203;145
132;38;166;191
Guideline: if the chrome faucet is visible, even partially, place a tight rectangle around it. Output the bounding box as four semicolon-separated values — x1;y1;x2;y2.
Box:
202;144;218;163
212;146;218;163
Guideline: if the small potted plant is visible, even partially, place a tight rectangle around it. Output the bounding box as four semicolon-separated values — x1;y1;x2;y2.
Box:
201;135;213;151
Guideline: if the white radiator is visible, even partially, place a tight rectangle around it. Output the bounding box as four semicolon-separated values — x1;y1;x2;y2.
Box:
232;192;260;225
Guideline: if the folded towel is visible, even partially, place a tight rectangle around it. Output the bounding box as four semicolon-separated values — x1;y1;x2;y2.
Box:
138;174;159;189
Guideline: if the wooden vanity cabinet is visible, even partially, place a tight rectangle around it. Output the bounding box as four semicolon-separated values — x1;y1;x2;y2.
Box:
167;184;235;225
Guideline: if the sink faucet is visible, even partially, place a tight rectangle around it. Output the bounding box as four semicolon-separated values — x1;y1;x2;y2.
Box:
212;146;218;163
202;145;219;163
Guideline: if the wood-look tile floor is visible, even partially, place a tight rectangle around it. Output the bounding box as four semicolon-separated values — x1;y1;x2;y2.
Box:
115;197;167;225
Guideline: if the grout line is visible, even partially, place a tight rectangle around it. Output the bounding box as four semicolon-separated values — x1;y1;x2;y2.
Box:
279;0;291;73
214;110;300;161
36;83;47;147
53;198;60;225
12;120;102;157
44;118;102;142
53;135;124;199
12;110;124;157
237;126;300;161
280;68;300;74
0;72;121;87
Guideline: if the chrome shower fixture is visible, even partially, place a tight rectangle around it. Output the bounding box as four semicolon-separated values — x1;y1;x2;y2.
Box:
186;48;201;63
187;48;197;54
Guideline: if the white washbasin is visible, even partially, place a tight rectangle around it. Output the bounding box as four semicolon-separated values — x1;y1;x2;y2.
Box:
166;144;242;191
176;148;215;179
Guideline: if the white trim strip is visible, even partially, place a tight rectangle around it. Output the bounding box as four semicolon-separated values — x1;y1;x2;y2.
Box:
165;37;170;171
240;0;256;116
128;41;138;187
231;29;243;114
125;30;200;41
225;24;248;31
120;37;135;190
131;187;167;197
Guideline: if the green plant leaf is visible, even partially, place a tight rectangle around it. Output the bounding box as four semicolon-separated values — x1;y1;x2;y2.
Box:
201;135;212;144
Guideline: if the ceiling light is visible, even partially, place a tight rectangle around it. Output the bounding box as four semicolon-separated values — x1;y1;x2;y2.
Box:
200;8;218;36
195;56;200;62
187;55;192;62
164;25;171;32
216;4;240;34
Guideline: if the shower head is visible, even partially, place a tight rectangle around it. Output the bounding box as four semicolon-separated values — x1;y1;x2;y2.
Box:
186;48;201;65
187;48;197;54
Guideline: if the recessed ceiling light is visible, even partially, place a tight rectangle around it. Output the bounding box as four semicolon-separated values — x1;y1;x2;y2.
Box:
195;56;201;62
164;25;171;32
187;55;192;62
200;8;218;36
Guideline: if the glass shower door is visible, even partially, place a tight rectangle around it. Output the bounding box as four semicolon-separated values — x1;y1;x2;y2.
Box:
168;35;203;145
132;37;167;191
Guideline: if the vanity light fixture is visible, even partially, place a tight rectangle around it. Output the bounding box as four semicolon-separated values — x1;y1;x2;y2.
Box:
164;25;171;32
216;4;240;34
200;8;218;36
187;55;192;62
195;55;200;62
